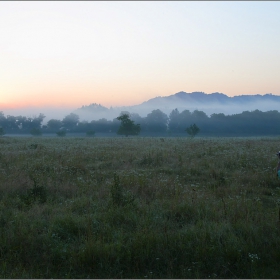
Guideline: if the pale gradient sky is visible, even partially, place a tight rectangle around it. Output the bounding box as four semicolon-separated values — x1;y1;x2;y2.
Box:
1;1;280;113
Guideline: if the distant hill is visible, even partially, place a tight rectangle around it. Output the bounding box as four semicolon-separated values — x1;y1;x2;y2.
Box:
74;103;111;121
73;92;280;121
75;103;109;115
129;91;280;116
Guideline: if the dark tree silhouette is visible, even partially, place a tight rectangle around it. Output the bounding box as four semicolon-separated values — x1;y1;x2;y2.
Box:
47;119;63;132
0;127;5;136
168;108;180;132
186;123;200;138
62;113;79;131
116;114;141;137
144;109;168;133
30;128;42;136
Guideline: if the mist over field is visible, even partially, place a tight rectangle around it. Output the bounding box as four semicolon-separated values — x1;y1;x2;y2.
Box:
1;1;280;126
72;91;280;122
74;102;278;123
2;106;76;124
1;136;280;278
1;1;280;278
52;92;280;122
1;91;280;124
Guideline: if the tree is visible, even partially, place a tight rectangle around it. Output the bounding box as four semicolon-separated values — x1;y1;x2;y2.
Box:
186;123;200;138
130;113;144;125
0;127;5;136
30;128;42;136
31;113;46;129
0;112;6;126
62;113;79;131
14;114;45;132
56;130;66;137
210;113;226;120
90;118;113;133
116;114;141;137
192;110;208;120
168;108;180;133
175;109;192;132
86;130;95;137
144;109;168;133
47;119;63;132
5;115;18;132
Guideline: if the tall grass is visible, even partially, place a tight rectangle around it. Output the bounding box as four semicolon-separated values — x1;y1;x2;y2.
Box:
0;136;280;278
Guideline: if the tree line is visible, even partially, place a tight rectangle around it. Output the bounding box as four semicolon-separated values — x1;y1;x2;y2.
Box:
1;108;280;136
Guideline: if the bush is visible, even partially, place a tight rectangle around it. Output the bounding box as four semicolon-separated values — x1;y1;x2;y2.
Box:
110;173;135;206
56;130;66;137
117;114;141;137
30;128;42;136
186;123;200;138
0;127;5;136
86;130;95;137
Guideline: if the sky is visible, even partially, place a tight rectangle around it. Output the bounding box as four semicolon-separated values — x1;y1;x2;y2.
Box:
1;1;280;117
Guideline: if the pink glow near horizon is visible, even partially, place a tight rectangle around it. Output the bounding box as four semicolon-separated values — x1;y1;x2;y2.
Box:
1;1;280;113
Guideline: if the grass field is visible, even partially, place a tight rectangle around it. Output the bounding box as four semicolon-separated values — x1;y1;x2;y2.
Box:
0;136;280;278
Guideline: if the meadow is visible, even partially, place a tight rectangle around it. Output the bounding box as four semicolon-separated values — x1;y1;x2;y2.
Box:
0;136;280;278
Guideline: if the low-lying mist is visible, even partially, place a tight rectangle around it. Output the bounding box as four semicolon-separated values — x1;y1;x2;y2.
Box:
1;106;76;124
72;100;280;123
1;92;280;123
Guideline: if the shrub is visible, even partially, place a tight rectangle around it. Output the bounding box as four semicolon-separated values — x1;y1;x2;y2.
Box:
186;123;200;138
116;114;141;137
0;127;5;136
56;130;66;137
86;130;95;137
30;128;42;136
110;173;135;206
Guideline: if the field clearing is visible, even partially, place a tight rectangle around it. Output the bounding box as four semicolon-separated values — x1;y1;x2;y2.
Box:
0;136;280;278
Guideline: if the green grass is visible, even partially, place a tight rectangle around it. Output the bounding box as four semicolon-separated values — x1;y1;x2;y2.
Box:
0;136;280;278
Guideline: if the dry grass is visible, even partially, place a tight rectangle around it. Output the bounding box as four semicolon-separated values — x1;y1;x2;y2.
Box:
0;136;280;278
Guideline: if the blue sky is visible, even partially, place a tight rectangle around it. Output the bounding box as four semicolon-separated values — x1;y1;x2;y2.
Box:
0;1;280;113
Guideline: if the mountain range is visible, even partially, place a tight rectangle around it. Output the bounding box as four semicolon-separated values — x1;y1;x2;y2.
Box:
74;91;280;121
